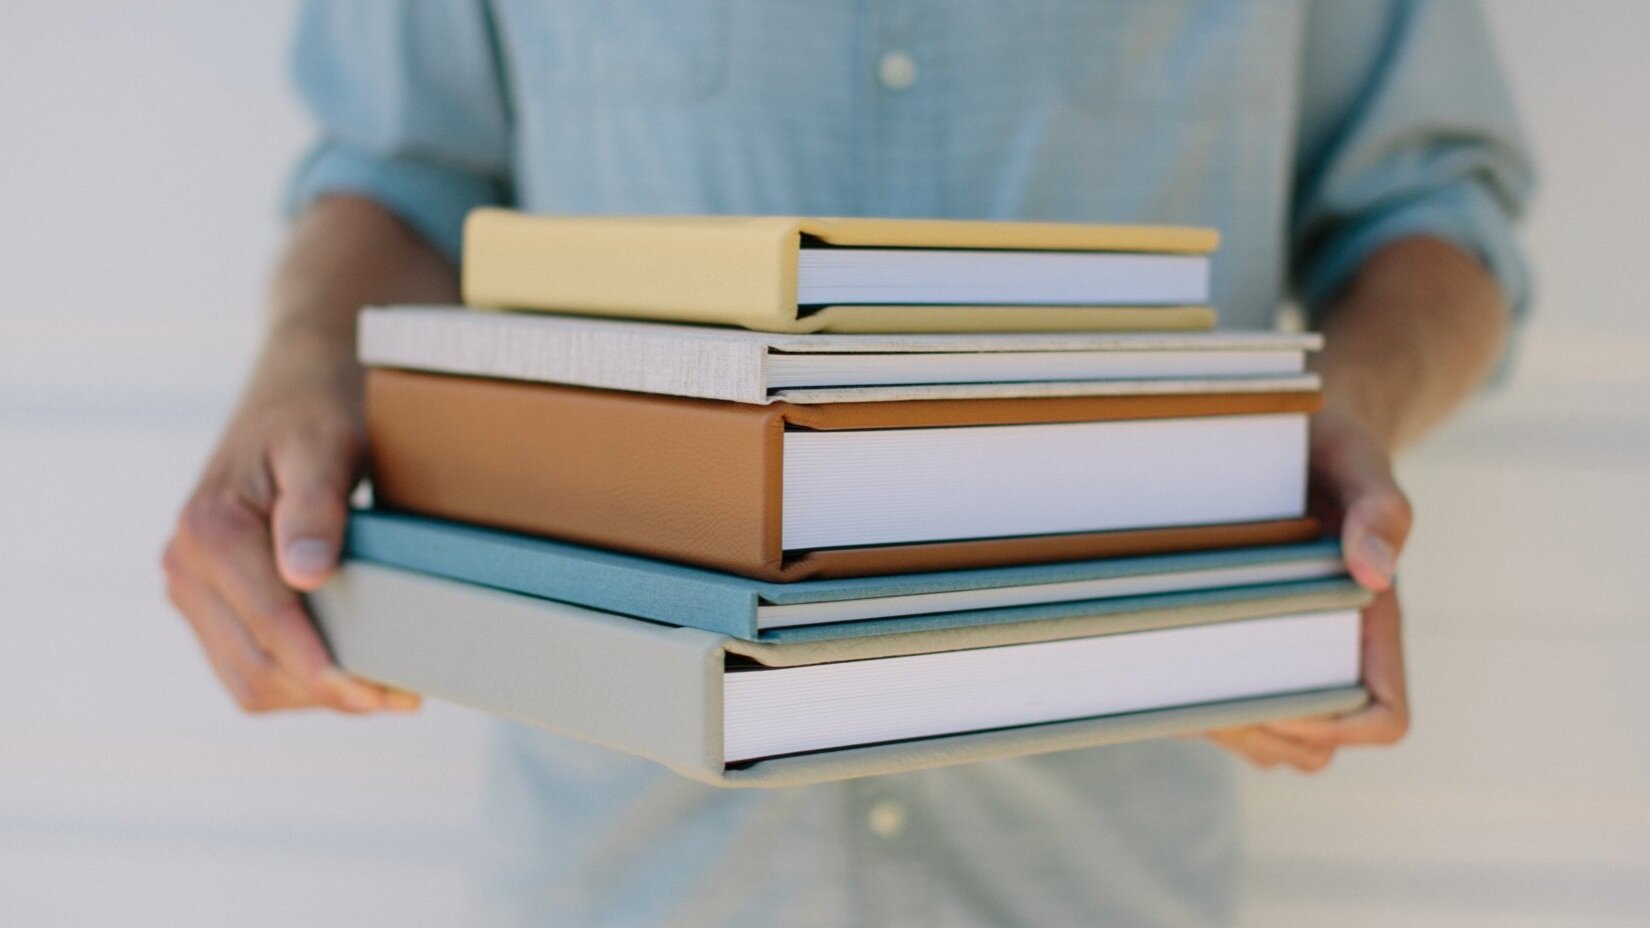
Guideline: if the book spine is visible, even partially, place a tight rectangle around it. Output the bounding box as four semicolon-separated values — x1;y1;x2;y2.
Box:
359;308;774;404
311;562;727;777
366;369;786;579
345;512;763;639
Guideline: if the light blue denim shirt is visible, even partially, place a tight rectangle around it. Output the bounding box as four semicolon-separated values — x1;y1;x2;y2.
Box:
289;2;1531;925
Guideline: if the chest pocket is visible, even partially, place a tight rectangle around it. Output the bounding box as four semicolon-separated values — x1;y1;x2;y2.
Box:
520;0;730;104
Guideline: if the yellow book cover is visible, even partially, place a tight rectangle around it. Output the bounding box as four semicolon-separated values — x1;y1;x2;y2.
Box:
462;209;1220;334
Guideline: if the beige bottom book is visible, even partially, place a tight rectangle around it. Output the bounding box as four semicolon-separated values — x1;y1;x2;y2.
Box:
311;563;1369;788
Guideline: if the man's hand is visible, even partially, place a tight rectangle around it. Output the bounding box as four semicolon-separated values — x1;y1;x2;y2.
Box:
1204;236;1508;772
1206;408;1411;772
161;196;459;715
162;375;415;714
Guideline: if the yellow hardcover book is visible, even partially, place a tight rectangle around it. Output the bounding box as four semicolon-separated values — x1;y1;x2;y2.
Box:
462;209;1220;334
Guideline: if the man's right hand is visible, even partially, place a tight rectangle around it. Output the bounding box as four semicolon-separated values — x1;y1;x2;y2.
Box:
161;195;460;715
162;374;416;715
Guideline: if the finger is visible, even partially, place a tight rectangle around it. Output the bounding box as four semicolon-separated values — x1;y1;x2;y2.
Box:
1206;728;1275;766
1340;489;1410;592
1326;458;1409;592
1207;727;1329;772
1359;587;1408;714
268;424;360;592
1261;702;1407;748
383;688;423;711
1268;589;1409;747
186;499;332;677
178;493;388;712
1207;726;1335;773
168;555;368;715
1311;426;1412;592
165;560;308;712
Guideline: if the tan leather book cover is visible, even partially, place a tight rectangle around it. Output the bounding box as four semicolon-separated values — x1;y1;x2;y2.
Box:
462;209;1219;333
367;370;1319;581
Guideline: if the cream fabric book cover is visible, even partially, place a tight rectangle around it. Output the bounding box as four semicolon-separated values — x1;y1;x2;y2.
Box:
360;306;1320;405
311;563;1369;787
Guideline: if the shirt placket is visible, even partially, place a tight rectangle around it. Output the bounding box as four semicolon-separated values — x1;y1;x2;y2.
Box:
839;7;942;923
846;775;934;928
864;1;939;218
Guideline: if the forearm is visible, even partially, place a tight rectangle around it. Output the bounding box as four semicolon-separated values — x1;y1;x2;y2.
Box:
1310;236;1511;454
241;195;460;418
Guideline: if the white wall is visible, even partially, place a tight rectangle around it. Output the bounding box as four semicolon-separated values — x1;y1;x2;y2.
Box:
2;4;490;925
1243;5;1650;925
0;2;1645;926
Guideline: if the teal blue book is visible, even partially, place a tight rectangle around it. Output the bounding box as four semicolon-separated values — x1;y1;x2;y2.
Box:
344;510;1352;643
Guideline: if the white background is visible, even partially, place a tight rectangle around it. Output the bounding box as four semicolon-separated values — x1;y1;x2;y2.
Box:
2;2;1646;925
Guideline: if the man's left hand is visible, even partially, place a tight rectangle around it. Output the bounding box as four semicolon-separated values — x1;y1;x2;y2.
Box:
1205;408;1412;772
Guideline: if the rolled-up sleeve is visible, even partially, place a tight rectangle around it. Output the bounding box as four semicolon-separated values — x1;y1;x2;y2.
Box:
1292;0;1535;319
285;0;513;261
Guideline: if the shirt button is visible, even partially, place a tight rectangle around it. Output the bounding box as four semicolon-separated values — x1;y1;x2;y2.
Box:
877;51;918;91
867;799;907;839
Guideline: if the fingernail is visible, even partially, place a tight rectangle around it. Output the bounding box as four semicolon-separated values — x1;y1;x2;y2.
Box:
284;538;334;578
1357;533;1397;585
385;689;422;711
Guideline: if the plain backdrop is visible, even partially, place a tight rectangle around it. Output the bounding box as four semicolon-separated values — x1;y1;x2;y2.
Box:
2;3;1646;926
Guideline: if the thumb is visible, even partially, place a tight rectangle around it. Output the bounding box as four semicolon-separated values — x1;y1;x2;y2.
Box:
268;429;360;592
1325;447;1412;593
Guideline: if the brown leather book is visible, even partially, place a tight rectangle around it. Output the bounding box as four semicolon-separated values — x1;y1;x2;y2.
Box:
366;369;1320;582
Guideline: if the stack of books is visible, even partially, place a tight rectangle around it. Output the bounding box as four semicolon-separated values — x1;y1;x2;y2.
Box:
311;210;1369;787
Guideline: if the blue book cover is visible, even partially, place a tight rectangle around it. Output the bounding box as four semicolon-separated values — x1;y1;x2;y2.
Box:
344;510;1351;642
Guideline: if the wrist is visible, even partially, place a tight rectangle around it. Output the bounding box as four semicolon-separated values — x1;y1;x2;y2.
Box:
1308;237;1510;455
239;321;364;423
1312;395;1400;460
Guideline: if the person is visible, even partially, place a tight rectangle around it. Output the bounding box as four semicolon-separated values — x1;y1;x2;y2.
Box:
161;1;1532;924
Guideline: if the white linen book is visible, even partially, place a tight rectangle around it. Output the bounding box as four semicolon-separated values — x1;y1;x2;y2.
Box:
358;306;1320;405
311;562;1368;786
